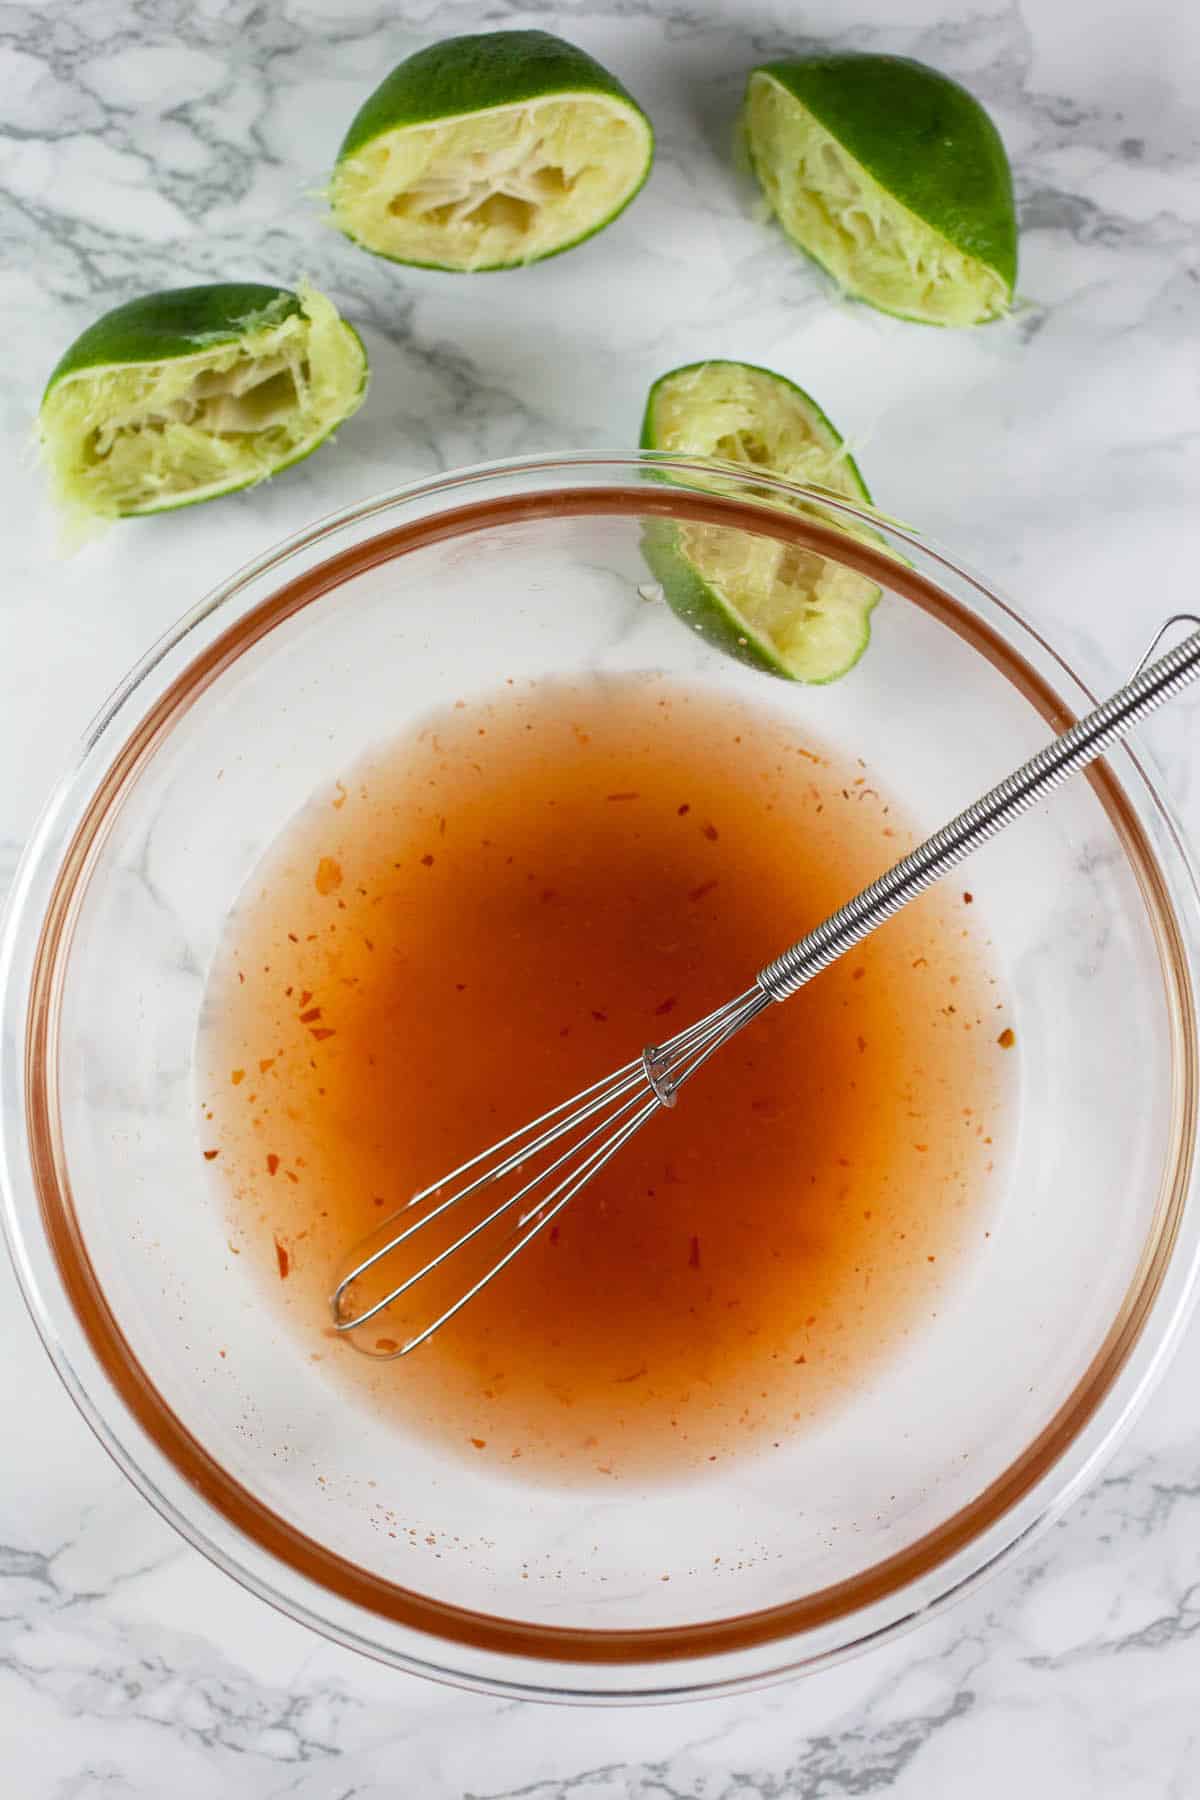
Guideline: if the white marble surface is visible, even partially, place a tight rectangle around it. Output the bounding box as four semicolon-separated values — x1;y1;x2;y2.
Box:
3;0;1200;1790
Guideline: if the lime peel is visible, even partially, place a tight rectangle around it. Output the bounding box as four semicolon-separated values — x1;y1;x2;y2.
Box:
744;55;1017;327
330;31;653;272
39;281;367;526
640;359;881;684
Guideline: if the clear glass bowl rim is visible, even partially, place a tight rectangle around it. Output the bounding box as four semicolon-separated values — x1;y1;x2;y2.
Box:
2;449;1199;1703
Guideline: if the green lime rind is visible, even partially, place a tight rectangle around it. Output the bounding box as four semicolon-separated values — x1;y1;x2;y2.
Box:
640;517;792;680
337;30;647;158
42;285;304;395
640;513;878;685
330;30;653;273
752;56;1016;290
639;358;880;684
39;281;368;525
745;54;1016;326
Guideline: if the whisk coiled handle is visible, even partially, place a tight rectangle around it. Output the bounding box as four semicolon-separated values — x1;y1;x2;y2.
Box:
757;624;1200;1004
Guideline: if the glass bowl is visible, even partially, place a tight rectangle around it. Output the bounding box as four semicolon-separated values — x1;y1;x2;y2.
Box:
2;453;1198;1702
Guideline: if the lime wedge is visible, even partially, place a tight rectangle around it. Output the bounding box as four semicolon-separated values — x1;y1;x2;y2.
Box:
329;30;653;271
743;54;1016;327
39;282;367;525
640;359;880;684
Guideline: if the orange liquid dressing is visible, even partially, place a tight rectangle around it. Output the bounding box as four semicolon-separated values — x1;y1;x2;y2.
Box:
198;676;1011;1485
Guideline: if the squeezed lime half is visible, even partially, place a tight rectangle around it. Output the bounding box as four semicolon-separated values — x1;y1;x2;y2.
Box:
743;54;1017;326
330;30;654;272
640;359;880;683
39;281;367;524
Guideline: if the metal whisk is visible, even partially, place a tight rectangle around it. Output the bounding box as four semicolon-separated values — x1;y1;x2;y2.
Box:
331;615;1200;1357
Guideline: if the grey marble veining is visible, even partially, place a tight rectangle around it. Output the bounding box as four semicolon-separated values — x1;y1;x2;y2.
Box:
3;0;1200;1792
